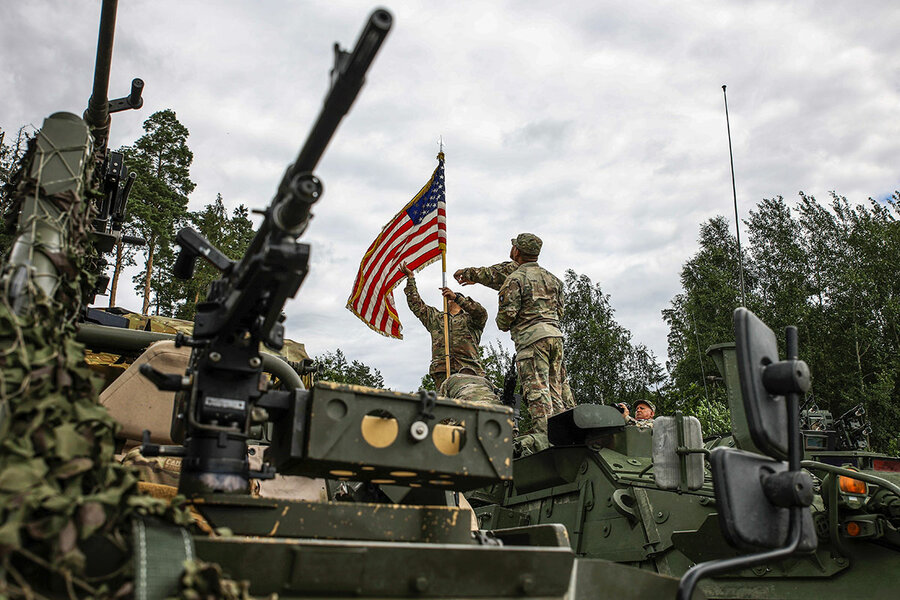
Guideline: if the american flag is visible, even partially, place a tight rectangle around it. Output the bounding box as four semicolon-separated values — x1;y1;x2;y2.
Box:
347;153;446;338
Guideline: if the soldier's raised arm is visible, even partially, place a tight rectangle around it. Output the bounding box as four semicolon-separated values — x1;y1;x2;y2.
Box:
496;277;522;332
454;261;518;291
402;265;439;328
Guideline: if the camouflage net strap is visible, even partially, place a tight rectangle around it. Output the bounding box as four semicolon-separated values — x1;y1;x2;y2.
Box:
133;517;195;600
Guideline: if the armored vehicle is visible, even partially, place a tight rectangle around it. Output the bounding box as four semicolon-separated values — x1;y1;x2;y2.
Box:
472;325;900;598
1;2;709;598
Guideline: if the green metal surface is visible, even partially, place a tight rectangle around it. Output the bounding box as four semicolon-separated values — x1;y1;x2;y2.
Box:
76;322;303;389
572;559;706;600
194;537;576;598
191;495;473;544
471;337;900;599
707;343;760;453
272;381;514;490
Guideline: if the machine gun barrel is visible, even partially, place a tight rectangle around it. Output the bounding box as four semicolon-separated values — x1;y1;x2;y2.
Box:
263;8;392;242
83;0;119;150
292;7;392;176
157;9;393;496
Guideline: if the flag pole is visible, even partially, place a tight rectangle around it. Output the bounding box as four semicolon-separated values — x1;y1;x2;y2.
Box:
442;249;451;379
438;142;451;381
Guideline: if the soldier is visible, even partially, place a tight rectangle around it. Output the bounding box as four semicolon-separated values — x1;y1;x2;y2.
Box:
401;263;487;389
632;399;656;429
457;234;567;435
454;237;576;418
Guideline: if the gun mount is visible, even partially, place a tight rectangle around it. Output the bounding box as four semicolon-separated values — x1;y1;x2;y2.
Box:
134;8;395;497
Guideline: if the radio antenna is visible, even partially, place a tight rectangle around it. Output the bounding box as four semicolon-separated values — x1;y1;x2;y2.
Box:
722;84;746;307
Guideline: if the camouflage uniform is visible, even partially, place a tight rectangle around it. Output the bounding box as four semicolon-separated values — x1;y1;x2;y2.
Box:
439;373;501;407
456;257;576;412
120;445;182;487
455;260;519;291
404;275;487;389
494;234;569;435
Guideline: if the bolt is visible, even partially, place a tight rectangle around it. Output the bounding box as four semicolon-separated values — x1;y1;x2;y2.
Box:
410;421;429;441
413;576;429;592
657;511;664;518
209;352;222;363
249;356;262;368
519;575;535;593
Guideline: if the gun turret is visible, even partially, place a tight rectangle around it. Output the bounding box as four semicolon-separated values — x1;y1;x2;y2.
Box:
143;9;393;496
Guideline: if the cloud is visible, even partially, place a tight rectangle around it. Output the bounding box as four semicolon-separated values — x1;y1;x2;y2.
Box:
3;0;899;392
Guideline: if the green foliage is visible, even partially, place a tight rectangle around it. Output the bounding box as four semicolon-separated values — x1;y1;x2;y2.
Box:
418;374;436;391
678;384;732;437
663;217;748;398
0;125;34;255
173;194;256;320
562;270;665;407
480;340;514;390
124;109;195;315
664;193;900;452
315;349;386;388
0;153;190;596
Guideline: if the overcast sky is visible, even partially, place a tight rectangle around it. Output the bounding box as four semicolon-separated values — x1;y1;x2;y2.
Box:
2;1;898;393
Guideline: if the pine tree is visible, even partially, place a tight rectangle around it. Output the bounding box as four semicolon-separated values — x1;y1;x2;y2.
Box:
315;349;385;388
124;109;194;314
173;194;256;319
0;125;34;255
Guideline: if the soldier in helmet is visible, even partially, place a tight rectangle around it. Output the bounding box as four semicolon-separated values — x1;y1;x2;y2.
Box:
457;234;571;435
401;263;487;389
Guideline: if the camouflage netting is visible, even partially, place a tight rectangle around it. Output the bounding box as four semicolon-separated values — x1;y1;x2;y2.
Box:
0;159;191;597
166;560;275;600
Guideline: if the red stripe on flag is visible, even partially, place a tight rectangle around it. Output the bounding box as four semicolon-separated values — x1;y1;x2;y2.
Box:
359;219;441;321
347;157;446;338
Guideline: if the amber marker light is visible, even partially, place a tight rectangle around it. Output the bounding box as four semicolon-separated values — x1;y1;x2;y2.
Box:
845;521;862;537
838;475;868;495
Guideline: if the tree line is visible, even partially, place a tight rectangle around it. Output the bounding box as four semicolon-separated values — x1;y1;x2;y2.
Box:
664;195;900;453
3;117;897;452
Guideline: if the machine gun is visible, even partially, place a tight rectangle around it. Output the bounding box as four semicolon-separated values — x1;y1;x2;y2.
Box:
834;403;872;450
2;0;144;316
139;8;394;495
